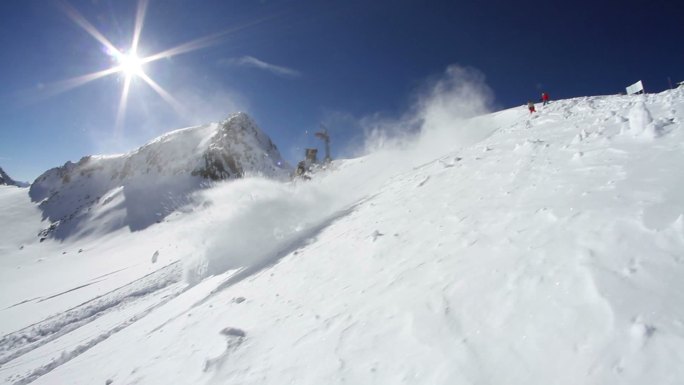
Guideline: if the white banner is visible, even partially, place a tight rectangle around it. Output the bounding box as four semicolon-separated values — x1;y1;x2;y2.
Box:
626;80;644;95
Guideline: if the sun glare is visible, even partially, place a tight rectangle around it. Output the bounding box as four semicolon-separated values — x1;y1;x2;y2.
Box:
48;0;270;129
117;52;144;77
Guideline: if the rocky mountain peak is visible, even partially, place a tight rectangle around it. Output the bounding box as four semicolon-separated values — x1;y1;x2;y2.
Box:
0;167;28;187
28;112;290;240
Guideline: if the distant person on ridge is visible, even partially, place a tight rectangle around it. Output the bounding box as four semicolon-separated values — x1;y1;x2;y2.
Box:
527;101;536;113
541;92;550;106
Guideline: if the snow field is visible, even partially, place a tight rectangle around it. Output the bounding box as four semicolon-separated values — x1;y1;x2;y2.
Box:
1;87;684;384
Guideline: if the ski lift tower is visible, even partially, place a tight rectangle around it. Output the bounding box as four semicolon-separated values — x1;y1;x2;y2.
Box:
315;124;332;163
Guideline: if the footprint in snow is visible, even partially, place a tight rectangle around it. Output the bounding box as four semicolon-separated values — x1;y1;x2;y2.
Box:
417;176;430;187
439;157;461;168
370;230;384;242
203;327;246;372
630;316;656;350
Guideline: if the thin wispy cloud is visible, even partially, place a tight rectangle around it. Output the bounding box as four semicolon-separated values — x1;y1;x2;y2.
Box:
219;56;301;78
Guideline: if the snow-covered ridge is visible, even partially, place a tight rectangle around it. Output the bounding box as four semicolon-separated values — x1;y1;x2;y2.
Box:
0;167;28;187
28;112;290;240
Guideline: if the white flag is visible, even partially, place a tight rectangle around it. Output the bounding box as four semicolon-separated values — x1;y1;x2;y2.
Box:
626;80;644;95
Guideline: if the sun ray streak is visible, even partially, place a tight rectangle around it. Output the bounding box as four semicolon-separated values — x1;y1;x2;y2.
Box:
19;66;122;105
131;0;149;54
20;2;275;123
138;72;185;115
57;0;120;55
115;76;133;130
141;16;275;64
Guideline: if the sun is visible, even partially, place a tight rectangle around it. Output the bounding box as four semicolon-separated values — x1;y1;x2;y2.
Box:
46;0;270;129
117;52;144;77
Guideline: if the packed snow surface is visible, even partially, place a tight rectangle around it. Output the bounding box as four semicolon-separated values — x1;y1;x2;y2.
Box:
2;89;684;385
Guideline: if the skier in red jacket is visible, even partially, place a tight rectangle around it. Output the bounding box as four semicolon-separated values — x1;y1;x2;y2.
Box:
541;92;550;106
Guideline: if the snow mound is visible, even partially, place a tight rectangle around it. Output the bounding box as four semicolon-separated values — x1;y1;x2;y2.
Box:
626;101;659;139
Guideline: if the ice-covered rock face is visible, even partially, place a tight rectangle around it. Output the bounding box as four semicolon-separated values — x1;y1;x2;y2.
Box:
193;112;285;180
29;112;290;240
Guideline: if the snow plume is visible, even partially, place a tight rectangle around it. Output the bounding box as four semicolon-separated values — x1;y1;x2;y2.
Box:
181;65;497;286
88;84;247;156
182;178;336;285
417;65;494;131
351;64;496;176
174;86;249;126
181;159;397;285
362;65;493;158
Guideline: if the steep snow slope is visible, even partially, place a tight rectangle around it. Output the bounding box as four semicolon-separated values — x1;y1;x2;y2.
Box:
28;112;289;240
0;187;42;257
2;89;684;385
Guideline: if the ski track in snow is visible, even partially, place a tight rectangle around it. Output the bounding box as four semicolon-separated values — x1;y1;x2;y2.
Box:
0;262;185;385
0;186;380;385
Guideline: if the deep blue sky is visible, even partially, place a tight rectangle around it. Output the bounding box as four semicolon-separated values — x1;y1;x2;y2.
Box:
1;0;682;182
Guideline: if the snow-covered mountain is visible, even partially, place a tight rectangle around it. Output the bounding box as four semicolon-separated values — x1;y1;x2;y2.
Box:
28;112;290;240
0;167;27;187
2;88;684;385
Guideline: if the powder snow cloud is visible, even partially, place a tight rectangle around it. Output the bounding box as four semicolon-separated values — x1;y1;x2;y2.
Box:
330;64;495;160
